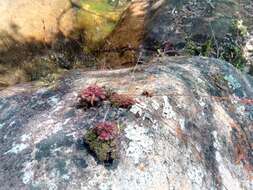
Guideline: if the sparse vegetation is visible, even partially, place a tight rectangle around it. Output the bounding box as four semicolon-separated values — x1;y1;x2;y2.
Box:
84;121;119;162
77;84;136;163
185;32;246;70
185;38;213;57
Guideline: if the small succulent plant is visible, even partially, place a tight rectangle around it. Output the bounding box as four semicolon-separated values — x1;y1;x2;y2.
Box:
78;85;136;163
84;122;119;162
93;122;119;141
78;85;107;107
110;93;135;109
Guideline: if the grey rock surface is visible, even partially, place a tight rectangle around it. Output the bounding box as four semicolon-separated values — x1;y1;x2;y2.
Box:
0;56;252;189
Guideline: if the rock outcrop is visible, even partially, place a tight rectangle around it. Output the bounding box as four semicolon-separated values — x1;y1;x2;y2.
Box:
98;0;253;70
0;0;77;48
0;56;252;189
143;0;253;69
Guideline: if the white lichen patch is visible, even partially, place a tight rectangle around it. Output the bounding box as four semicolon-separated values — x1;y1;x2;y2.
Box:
0;123;4;129
63;118;71;125
179;118;185;130
4;143;29;154
116;164;168;190
9;121;16;127
98;180;112;190
36;88;48;94
186;163;205;189
21;134;31;142
61;174;70;180
130;99;158;122
51;103;64;114
31;117;63;144
83;168;110;190
212;131;245;190
151;100;160;110
124;124;153;164
48;95;60;105
22;161;35;184
215;151;242;190
236;105;245;115
224;75;241;90
162;96;176;119
130;102;147;116
198;97;206;107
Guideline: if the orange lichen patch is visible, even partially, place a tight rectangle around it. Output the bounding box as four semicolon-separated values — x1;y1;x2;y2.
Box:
230;123;240;129
234;144;247;164
230;123;253;174
138;163;146;171
98;0;150;68
229;122;253;178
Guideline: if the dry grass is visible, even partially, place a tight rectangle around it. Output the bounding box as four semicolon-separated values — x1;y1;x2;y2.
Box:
0;57;65;89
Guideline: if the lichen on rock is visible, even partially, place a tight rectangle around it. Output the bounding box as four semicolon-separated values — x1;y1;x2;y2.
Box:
0;56;252;189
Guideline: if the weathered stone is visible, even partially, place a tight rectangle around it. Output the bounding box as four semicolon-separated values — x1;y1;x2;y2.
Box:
143;0;253;70
0;0;77;48
0;56;252;189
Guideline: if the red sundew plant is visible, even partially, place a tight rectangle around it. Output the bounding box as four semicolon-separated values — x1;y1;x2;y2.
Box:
110;93;135;109
93;122;119;141
78;85;107;106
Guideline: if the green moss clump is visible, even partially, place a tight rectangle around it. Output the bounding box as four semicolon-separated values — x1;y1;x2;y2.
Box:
185;39;199;56
185;38;213;57
185;36;246;70
219;19;247;70
220;42;246;71
184;17;248;71
201;39;213;57
84;130;118;162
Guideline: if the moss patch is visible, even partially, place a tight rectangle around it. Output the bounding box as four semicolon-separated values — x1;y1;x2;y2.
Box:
185;38;213;57
84;130;118;163
185;18;247;71
219;38;246;71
